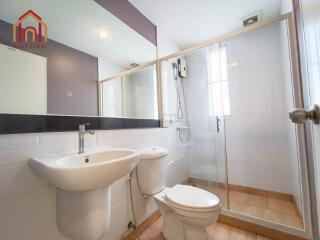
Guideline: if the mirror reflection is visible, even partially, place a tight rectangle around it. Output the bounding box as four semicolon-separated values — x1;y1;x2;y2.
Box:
0;0;158;119
101;63;158;119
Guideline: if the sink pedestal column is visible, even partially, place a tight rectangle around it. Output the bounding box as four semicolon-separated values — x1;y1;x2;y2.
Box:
56;187;111;240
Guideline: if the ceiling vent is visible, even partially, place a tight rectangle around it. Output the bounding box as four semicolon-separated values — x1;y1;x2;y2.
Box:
240;10;263;27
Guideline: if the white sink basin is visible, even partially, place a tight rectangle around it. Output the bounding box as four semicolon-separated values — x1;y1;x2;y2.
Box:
30;148;140;191
30;148;140;240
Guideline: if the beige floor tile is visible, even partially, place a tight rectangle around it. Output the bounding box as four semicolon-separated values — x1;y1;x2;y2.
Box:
246;205;266;219
142;217;279;240
229;190;250;203
263;209;297;227
149;218;163;232
282;215;303;228
264;209;302;228
247;194;268;208
229;228;257;240
140;228;163;240
208;223;233;240
230;201;247;214
267;198;298;216
208;223;257;240
257;236;272;240
264;209;282;222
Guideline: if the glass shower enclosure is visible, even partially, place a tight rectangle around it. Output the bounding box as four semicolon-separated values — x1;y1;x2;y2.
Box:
161;13;309;236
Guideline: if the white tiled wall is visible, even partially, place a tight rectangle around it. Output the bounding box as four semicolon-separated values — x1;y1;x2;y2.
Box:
220;22;301;195
0;127;189;240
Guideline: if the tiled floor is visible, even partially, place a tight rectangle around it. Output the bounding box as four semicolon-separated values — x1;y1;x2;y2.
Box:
138;217;272;240
192;181;303;229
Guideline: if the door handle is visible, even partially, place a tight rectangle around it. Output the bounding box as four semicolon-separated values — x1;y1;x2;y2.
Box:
289;105;320;124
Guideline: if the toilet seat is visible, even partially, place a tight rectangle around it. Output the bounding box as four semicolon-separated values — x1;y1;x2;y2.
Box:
164;184;220;213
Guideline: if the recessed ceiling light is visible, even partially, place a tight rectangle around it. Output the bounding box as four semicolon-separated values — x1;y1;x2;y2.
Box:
99;30;108;38
97;26;110;39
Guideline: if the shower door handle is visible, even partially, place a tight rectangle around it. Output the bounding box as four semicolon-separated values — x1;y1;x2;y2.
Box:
216;116;220;133
289;105;320;124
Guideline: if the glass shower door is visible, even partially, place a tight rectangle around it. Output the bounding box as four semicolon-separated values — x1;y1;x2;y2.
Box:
182;46;229;209
221;19;304;229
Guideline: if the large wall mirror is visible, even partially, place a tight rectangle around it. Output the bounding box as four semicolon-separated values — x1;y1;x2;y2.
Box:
0;0;158;122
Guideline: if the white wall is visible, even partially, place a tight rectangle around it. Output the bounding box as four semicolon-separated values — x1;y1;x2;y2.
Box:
157;28;180;58
0;44;47;115
0;128;189;240
160;56;192;189
281;0;293;14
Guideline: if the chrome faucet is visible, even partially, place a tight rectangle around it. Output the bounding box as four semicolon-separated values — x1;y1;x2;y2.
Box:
78;123;95;154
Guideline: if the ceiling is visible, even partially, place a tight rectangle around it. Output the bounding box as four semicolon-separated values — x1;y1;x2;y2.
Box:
0;0;157;67
129;0;282;49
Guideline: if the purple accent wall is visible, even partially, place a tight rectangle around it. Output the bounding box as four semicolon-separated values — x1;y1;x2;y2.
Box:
95;0;157;46
0;20;98;116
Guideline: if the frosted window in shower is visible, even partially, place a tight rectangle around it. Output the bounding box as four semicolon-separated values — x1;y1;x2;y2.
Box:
208;46;230;116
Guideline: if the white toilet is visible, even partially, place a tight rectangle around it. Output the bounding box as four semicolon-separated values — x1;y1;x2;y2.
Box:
138;147;220;240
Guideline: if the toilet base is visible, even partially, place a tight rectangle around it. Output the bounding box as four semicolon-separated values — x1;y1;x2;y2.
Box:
155;198;212;240
183;223;209;240
162;212;184;240
161;216;209;240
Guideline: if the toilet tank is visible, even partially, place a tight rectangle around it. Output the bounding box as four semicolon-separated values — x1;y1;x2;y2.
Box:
137;147;168;195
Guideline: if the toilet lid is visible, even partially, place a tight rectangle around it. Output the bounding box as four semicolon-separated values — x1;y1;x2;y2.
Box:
165;185;220;211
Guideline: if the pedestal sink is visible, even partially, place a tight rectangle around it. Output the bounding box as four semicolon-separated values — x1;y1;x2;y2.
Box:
30;148;140;240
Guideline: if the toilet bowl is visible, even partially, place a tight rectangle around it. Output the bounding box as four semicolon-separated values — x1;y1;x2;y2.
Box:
138;147;220;240
154;184;220;240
